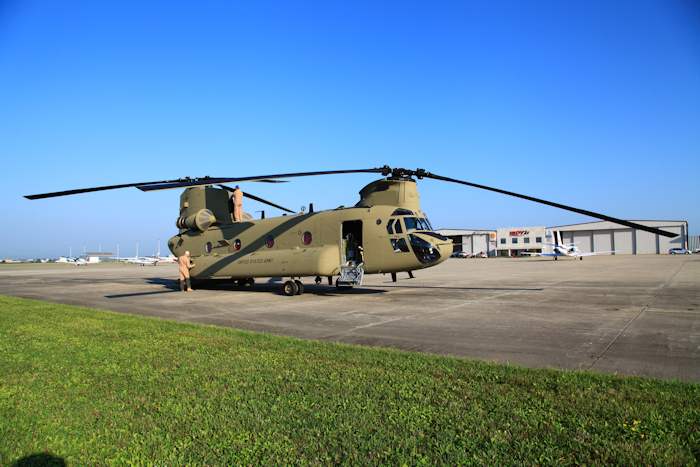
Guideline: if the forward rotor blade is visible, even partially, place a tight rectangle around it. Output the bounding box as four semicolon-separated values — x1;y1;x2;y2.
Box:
425;172;678;238
219;185;295;213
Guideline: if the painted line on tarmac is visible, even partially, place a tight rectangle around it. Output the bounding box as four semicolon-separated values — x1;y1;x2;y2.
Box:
588;260;689;370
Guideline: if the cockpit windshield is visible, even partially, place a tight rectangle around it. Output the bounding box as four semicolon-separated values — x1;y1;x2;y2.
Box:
404;217;423;231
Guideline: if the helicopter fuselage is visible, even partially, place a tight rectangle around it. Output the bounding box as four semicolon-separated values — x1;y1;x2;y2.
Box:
167;179;453;282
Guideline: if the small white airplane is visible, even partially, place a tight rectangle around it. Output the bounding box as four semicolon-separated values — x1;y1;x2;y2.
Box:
55;256;78;264
124;256;159;266
56;256;95;265
156;255;178;264
523;240;616;260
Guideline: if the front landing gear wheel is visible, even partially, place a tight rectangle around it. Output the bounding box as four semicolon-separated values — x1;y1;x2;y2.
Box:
294;280;304;295
284;280;298;296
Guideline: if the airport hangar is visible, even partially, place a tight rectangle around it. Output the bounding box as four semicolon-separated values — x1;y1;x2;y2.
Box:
436;220;689;257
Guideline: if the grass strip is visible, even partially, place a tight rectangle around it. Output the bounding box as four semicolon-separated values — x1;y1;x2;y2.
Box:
1;295;698;466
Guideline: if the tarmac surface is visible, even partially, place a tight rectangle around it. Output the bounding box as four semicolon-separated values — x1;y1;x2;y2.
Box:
1;255;698;382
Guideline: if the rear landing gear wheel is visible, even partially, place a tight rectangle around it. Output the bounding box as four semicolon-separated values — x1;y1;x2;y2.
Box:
284;280;298;296
294;280;304;295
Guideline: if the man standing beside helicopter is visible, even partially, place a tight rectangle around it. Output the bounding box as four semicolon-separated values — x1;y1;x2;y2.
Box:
232;185;243;222
178;251;194;292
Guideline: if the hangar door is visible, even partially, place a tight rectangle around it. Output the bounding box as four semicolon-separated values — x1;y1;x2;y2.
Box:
613;230;634;255
473;234;488;255
658;226;683;252
636;230;658;254
593;230;613;253
462;235;473;254
573;231;593;253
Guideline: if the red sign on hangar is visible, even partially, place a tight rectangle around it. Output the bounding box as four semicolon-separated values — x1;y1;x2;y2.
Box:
509;231;530;236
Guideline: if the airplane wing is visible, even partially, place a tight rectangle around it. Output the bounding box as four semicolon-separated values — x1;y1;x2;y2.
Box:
521;252;558;257
576;251;618;257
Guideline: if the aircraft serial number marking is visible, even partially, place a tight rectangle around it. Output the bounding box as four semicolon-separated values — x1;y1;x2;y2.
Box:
237;259;274;265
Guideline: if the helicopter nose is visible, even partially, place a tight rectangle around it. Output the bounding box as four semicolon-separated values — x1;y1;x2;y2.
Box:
407;232;452;266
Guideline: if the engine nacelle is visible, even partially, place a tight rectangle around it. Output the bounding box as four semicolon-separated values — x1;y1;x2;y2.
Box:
176;209;216;232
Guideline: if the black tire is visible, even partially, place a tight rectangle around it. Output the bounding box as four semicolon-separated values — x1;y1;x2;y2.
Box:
294;280;304;295
284;280;298;296
671;252;676;255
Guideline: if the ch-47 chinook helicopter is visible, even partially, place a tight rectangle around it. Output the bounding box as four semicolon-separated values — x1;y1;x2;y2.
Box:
26;166;676;295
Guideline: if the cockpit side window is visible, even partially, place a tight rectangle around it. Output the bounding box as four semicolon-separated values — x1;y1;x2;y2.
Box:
419;218;431;231
422;218;434;231
391;238;409;253
386;219;394;235
394;218;403;234
404;217;423;231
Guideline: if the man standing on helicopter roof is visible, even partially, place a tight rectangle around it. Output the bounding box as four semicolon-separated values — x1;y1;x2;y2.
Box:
232;185;243;222
178;251;194;292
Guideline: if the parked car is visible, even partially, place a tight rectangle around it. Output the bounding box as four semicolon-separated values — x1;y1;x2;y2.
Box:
451;251;468;258
669;248;691;255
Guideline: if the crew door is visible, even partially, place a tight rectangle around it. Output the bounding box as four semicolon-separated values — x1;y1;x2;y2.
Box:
341;220;363;265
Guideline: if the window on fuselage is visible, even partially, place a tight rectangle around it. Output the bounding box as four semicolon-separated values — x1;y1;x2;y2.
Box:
387;219;395;235
393;218;403;234
420;218;433;231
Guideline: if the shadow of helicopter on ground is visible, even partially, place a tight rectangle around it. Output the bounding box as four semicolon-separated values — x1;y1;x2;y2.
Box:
105;277;386;298
104;276;542;299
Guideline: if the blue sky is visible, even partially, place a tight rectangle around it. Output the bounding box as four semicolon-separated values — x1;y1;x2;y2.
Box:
1;0;698;259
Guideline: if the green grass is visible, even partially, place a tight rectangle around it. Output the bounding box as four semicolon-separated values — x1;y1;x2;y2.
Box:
1;295;698;466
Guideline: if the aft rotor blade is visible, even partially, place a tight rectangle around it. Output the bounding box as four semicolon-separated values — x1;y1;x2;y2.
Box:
219;185;295;213
137;168;386;192
425;172;678;238
24;177;229;200
25;168;388;199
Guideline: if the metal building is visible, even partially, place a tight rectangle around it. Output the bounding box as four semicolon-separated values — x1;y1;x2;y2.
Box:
435;229;497;256
547;220;688;255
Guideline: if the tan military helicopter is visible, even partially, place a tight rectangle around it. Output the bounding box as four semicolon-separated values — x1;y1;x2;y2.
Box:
26;166;676;295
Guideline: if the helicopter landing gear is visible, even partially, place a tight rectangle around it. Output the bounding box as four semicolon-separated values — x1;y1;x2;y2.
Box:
294;280;304;295
237;278;254;287
315;276;322;285
284;280;298;296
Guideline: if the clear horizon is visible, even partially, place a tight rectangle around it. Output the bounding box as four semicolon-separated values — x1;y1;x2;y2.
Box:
2;1;698;259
